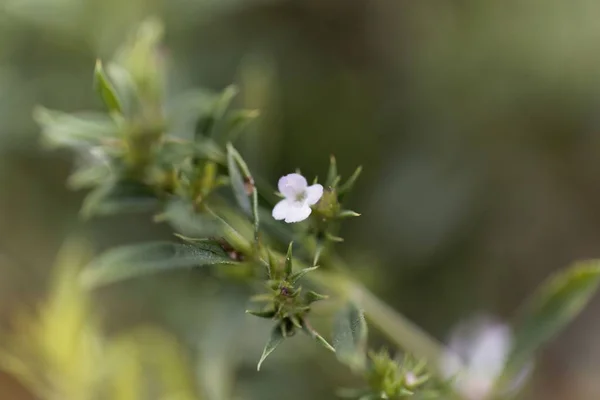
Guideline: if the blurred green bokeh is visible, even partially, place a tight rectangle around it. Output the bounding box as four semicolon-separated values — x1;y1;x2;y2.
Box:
2;0;600;399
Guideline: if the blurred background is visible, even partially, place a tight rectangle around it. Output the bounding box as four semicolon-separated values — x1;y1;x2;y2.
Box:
2;0;600;399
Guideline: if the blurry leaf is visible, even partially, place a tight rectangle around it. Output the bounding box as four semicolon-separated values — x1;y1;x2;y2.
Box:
326;155;338;188
167;89;219;139
81;179;159;218
333;302;368;371
115;18;164;98
81;241;236;288
284;242;293;279
305;291;328;305
226;144;252;215
94;60;122;113
34;107;118;149
162;199;224;238
257;325;285;371
506;261;600;374
0;239;100;399
225;109;260;143
68;162;111;190
105;63;139;117
335;210;361;219
338;166;363;194
108;328;198;400
289;266;318;285
211;85;239;142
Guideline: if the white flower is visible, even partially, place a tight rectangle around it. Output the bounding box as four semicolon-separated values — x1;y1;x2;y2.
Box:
440;316;518;400
272;173;323;223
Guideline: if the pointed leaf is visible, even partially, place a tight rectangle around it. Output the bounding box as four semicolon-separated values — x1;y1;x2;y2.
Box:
338;165;363;194
162;199;223;239
326;155;338;188
34;107;118;149
257;325;285;371
246;309;276;319
506;261;600;375
226;109;260;143
305;290;328;305
289;266;319;285
302;320;335;352
285;242;294;279
81;241;236;288
226;144;252;215
333;302;368;370
335;210;361;219
94;59;123;113
81;180;159;218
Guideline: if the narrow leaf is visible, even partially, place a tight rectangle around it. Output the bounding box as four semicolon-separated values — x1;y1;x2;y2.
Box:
506;261;600;374
162;199;223;239
81;180;159;218
305;290;328;305
338;165;363;194
335;210;361;219
226;144;252;215
226;143;259;244
302;320;335;352
94;59;123;113
257;325;285;371
289;266;319;285
34;107;118;149
226;109;260;143
326;155;338;188
332;302;368;370
245;309;276;319
285;242;293;279
81;241;236;288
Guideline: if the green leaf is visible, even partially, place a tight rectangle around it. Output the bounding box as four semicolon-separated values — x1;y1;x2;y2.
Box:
302;320;335;353
34;107;119;149
505;261;600;374
94;59;123;113
81;180;159;218
81;241;236;288
68;162;111;190
338;165;363;194
304;290;328;305
257;325;285;371
162;200;223;239
326;155;338;188
289;266;318;285
226;144;260;243
335;210;361;219
246;309;276;319
211;85;239;142
226;144;252;215
332;302;368;371
284;242;294;279
225;109;260;143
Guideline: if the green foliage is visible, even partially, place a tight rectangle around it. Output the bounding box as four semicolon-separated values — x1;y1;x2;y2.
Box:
81;241;238;288
505;261;600;376
0;240;200;400
31;16;600;400
333;302;368;372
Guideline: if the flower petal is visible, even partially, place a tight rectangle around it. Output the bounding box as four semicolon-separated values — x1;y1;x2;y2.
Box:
278;173;307;198
272;199;291;220
305;184;323;205
284;204;312;223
